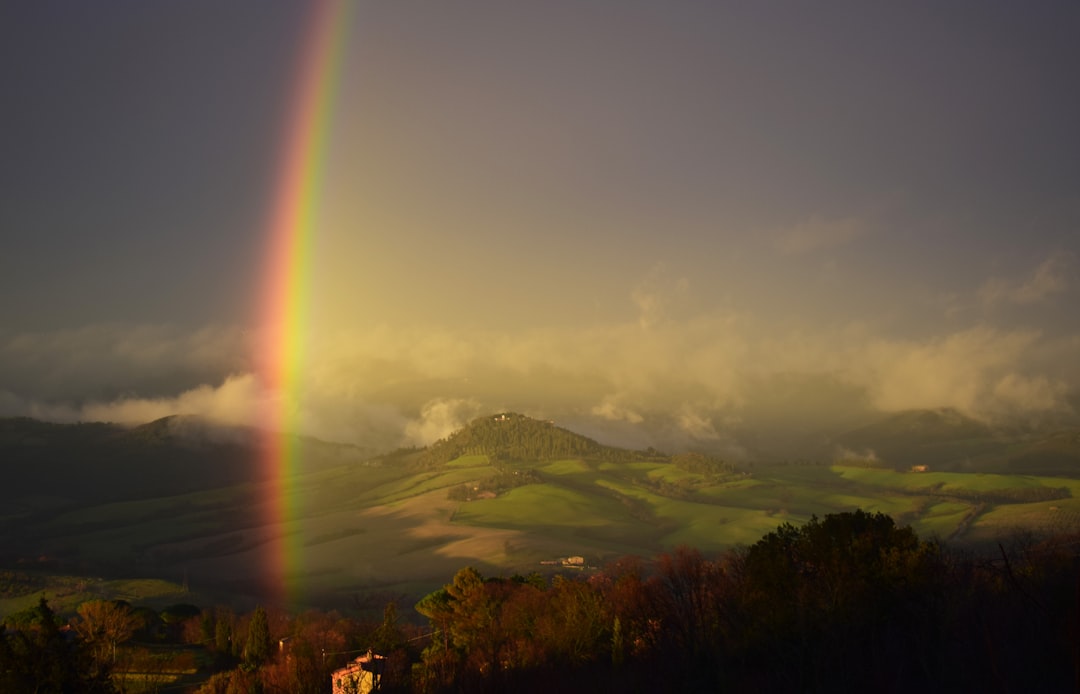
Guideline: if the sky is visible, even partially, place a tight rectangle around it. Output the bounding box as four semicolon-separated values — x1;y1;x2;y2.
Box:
2;1;1079;456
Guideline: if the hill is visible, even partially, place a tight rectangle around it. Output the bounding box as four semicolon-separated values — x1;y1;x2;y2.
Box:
998;428;1080;476
830;408;1080;474
0;415;375;575
0;415;373;504
3;411;1080;611
415;412;619;467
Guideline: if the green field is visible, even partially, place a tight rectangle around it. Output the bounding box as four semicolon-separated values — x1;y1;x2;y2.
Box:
0;573;190;621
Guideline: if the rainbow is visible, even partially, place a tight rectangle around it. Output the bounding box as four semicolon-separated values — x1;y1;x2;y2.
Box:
257;0;354;606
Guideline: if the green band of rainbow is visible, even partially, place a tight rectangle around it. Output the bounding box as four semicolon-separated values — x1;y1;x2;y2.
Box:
259;0;353;606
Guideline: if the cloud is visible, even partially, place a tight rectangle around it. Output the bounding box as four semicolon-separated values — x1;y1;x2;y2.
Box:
675;406;720;440
630;264;690;329
979;252;1073;307
591;394;644;424
0;374;267;429
76;374;264;427
0;323;248;403
1;313;1076;454
853;326;1070;418
990;373;1069;416
403;398;483;446
772;215;866;255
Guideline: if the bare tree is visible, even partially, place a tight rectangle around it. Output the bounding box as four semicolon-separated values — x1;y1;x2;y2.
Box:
74;600;143;665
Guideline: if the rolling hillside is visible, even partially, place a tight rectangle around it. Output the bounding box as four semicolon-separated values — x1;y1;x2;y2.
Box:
2;411;1080;611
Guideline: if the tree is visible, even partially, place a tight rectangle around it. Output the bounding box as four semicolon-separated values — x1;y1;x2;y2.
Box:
371;601;402;654
74;600;143;665
537;575;610;666
0;598;115;693
736;510;942;689
215;618;233;655
651;546;725;665
244;606;272;666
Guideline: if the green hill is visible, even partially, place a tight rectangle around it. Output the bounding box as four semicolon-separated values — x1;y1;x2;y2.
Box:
415;413;611;467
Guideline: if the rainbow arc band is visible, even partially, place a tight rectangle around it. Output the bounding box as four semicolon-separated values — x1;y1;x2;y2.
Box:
258;0;354;606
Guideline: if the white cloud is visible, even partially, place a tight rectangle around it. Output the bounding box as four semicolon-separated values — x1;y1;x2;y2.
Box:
403;398;483;446
78;373;265;427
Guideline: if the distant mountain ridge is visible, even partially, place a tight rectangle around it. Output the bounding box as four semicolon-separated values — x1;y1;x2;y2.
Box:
0;415;373;505
832;407;1080;474
118;414;260;448
6;408;1080;493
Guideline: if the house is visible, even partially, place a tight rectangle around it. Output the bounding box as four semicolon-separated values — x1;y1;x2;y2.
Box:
332;651;386;694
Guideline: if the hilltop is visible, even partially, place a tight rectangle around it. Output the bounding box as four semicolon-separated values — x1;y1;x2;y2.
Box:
415;412;628;467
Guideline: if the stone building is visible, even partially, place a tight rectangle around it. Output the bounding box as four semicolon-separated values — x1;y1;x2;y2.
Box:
331;650;386;694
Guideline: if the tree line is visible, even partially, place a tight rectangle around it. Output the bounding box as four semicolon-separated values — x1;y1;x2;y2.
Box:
411;510;1080;692
4;510;1079;692
447;467;544;501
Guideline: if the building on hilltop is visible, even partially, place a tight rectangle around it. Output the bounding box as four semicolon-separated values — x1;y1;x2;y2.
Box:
332;650;385;694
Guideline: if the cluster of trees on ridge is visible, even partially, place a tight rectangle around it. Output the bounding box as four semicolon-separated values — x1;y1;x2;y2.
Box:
414;413;660;468
4;510;1079;692
416;413;594;467
446;466;544;501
